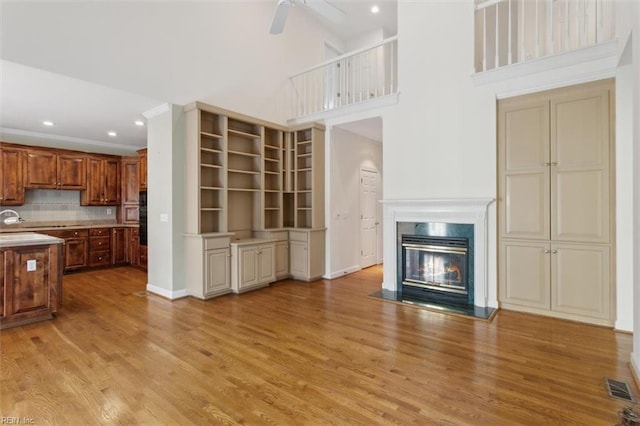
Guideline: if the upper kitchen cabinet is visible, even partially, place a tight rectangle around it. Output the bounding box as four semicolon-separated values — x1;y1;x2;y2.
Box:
24;148;86;190
137;148;147;191
121;157;139;223
0;145;25;206
81;155;121;206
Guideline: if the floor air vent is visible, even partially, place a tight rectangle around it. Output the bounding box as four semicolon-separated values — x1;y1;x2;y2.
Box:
133;291;148;297
605;378;636;402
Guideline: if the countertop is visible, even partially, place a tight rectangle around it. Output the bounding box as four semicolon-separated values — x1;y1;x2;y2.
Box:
0;232;64;248
0;220;139;233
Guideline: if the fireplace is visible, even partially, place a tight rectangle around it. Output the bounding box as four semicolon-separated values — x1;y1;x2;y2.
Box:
380;199;496;314
401;235;469;304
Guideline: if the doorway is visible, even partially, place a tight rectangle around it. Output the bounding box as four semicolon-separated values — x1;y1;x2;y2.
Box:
360;168;378;268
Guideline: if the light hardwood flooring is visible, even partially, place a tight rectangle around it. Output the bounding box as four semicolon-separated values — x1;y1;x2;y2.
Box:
1;265;636;425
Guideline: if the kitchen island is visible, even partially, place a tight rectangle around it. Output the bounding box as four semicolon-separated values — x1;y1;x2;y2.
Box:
0;232;64;329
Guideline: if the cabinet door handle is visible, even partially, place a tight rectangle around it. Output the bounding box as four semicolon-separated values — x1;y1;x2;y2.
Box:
544;249;550;253
552;250;558;254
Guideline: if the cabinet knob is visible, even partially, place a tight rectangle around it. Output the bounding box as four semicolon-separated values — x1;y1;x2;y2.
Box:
98;242;102;246
552;250;558;254
74;232;78;236
98;256;102;261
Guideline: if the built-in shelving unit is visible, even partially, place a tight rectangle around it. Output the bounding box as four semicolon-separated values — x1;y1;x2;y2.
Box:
184;101;326;298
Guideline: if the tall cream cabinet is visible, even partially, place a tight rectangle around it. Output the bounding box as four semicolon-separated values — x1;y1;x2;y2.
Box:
184;102;325;299
498;79;615;326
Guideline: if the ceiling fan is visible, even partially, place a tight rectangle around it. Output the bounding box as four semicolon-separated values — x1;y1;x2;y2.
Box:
270;0;346;35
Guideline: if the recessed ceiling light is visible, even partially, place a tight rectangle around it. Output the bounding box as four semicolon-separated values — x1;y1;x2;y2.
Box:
107;131;117;137
371;5;380;14
42;120;55;126
134;120;145;127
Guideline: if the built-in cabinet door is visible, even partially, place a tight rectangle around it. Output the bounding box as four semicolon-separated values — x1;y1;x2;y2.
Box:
57;154;86;189
552;243;611;320
498;98;550;240
551;88;611;244
24;149;58;188
103;159;121;204
111;228;127;265
275;241;289;279
85;158;105;204
84;157;121;205
257;244;275;284
0;147;24;206
65;238;88;270
205;248;230;296
289;241;308;279
238;246;259;290
499;240;550;310
6;246;52;318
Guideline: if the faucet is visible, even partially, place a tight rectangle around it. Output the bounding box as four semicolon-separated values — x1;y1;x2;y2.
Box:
0;209;26;225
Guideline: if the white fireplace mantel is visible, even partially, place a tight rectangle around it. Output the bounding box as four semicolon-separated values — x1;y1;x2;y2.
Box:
381;198;496;308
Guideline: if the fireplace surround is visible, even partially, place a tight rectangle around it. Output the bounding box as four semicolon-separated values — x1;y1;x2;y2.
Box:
379;199;496;317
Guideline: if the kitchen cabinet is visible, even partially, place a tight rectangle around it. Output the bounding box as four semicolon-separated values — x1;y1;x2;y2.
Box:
42;229;89;272
24;148;86;190
126;227;140;267
111;227;127;265
0;235;63;329
138;148;147;191
0;146;24;206
121;157;140;224
185;234;232;299
139;245;147;270
231;240;275;293
498;79;614;326
289;229;325;282
89;228;111;267
82;156;121;206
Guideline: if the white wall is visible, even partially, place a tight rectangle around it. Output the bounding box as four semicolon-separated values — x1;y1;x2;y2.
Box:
385;0;635;330
326;126;383;278
145;104;186;298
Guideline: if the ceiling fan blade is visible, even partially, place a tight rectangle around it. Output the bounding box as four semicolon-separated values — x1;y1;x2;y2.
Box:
270;0;291;34
303;0;346;24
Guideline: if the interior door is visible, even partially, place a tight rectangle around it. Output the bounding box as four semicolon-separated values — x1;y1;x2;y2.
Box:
360;169;378;268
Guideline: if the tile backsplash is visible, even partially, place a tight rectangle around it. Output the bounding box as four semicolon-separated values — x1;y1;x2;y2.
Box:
11;189;115;222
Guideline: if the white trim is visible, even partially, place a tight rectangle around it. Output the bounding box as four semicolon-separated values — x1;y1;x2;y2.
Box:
381;198;496;308
0;127;141;153
323;265;362;279
143;102;171;119
471;40;619;90
146;283;188;300
631;354;640;388
287;93;399;127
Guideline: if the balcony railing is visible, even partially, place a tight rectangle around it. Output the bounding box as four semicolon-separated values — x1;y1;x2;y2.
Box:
474;0;616;72
290;36;398;119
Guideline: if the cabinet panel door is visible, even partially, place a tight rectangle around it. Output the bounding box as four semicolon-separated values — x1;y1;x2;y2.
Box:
111;228;126;264
9;246;50;316
275;241;289;279
498;100;550;240
104;159;121;204
121;159;140;204
24;150;57;188
0;251;5;318
499;241;550;309
0;148;24;206
85;158;104;204
58;155;86;189
552;243;610;320
239;247;258;289
258;245;276;283
551;89;610;243
205;249;230;295
65;238;88;270
289;241;308;278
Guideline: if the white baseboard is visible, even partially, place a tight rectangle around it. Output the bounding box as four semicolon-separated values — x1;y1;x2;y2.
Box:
146;283;188;300
323;265;362;279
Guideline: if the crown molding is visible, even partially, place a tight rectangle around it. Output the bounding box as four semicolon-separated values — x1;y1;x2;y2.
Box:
143;103;171;119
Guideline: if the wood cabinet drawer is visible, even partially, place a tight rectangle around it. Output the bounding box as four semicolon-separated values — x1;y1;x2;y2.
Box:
89;250;110;267
44;229;89;239
90;228;110;237
204;237;230;251
90;236;110;251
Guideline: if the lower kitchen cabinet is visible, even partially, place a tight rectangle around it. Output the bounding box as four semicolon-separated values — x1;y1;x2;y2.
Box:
89;228;110;267
499;240;612;325
231;240;275;293
111;227;127;265
42;229;89;272
185;234;232;299
0;240;63;329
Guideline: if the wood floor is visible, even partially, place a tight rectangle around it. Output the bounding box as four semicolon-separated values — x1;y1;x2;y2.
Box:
1;266;636;425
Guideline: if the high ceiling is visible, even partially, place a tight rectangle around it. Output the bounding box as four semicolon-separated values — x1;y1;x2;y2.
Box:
0;1;396;155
